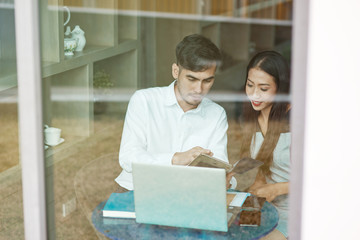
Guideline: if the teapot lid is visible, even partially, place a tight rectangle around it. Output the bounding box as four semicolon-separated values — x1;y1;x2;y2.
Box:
72;25;84;34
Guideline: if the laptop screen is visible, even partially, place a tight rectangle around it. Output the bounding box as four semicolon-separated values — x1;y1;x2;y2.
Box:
132;163;228;232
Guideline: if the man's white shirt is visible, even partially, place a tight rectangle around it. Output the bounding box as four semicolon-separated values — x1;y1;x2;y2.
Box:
115;81;229;190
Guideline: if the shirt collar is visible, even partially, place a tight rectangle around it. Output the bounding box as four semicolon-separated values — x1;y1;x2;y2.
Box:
164;80;207;117
164;81;178;107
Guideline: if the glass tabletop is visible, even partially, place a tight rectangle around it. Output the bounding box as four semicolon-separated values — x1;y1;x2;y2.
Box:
92;200;278;240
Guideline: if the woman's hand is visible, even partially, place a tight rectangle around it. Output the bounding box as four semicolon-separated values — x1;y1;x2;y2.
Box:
226;172;236;189
249;184;278;202
249;182;289;202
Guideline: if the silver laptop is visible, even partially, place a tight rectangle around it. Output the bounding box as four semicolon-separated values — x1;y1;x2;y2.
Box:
132;162;228;232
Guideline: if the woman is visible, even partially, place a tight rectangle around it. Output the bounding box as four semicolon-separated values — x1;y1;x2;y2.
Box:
240;51;291;239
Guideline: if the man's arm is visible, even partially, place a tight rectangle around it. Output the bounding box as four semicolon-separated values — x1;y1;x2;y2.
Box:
208;108;229;162
214;109;239;188
208;108;237;189
119;91;175;172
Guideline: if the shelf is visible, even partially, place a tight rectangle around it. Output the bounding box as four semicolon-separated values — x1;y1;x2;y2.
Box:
39;1;141;146
115;9;292;26
55;4;292;27
118;15;138;44
44;65;93;137
42;39;137;78
94;48;138;89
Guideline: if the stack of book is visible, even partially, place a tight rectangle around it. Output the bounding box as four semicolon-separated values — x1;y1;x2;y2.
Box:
102;191;135;219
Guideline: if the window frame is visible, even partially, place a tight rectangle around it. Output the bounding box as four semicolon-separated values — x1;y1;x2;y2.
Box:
15;1;312;239
15;0;47;239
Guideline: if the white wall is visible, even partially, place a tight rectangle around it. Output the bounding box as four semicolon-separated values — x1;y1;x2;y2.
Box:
295;0;360;239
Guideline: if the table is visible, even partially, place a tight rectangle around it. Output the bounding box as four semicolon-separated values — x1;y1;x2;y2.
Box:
92;200;278;240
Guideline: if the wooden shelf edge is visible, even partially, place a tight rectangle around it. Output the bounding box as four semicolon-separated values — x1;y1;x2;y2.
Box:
0;74;17;92
42;39;138;78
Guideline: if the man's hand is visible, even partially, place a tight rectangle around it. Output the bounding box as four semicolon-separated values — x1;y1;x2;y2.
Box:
172;146;213;165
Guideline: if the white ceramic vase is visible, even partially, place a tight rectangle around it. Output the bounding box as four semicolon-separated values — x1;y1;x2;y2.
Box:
64;38;77;56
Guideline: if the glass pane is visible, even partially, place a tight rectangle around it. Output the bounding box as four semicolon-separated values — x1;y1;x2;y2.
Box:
0;0;25;239
40;0;292;239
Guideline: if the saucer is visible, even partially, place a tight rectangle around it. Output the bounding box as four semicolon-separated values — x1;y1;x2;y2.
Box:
45;138;65;147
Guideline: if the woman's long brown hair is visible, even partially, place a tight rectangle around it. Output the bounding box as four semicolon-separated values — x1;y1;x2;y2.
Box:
239;51;290;178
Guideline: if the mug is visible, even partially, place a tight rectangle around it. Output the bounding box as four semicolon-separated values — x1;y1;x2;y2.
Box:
44;127;61;145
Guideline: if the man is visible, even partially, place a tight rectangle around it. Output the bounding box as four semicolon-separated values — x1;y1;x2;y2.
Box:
115;34;234;191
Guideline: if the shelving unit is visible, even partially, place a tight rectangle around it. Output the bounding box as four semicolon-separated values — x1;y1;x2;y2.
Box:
0;1;142;171
37;3;142;237
39;0;141;144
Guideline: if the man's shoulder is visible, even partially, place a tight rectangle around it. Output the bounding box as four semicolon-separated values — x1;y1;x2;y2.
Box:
201;97;226;113
131;85;168;100
134;85;167;97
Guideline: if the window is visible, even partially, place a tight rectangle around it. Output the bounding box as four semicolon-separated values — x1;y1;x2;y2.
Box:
38;1;293;238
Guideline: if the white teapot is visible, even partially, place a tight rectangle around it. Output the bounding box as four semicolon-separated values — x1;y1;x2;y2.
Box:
64;6;71;26
71;25;86;52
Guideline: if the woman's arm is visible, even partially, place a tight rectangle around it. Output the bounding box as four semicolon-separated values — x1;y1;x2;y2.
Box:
250;182;289;202
248;171;289;202
248;170;267;191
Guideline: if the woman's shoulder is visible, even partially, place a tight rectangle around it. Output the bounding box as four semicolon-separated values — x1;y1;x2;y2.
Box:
281;104;291;132
286;104;291;113
285;104;291;119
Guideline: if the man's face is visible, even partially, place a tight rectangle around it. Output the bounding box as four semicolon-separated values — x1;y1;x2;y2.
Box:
172;63;216;112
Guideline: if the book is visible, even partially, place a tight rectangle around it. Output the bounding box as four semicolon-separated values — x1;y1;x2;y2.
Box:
236;195;266;226
102;191;135;219
188;154;263;175
227;192;250;208
226;191;251;226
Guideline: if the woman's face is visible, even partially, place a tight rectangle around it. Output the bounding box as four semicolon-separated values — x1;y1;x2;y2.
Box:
245;68;277;113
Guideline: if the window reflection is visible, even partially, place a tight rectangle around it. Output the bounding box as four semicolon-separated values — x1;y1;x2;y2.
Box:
43;0;292;238
0;0;25;239
0;0;293;239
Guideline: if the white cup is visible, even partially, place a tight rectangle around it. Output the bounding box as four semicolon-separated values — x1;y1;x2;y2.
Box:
44;127;61;145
